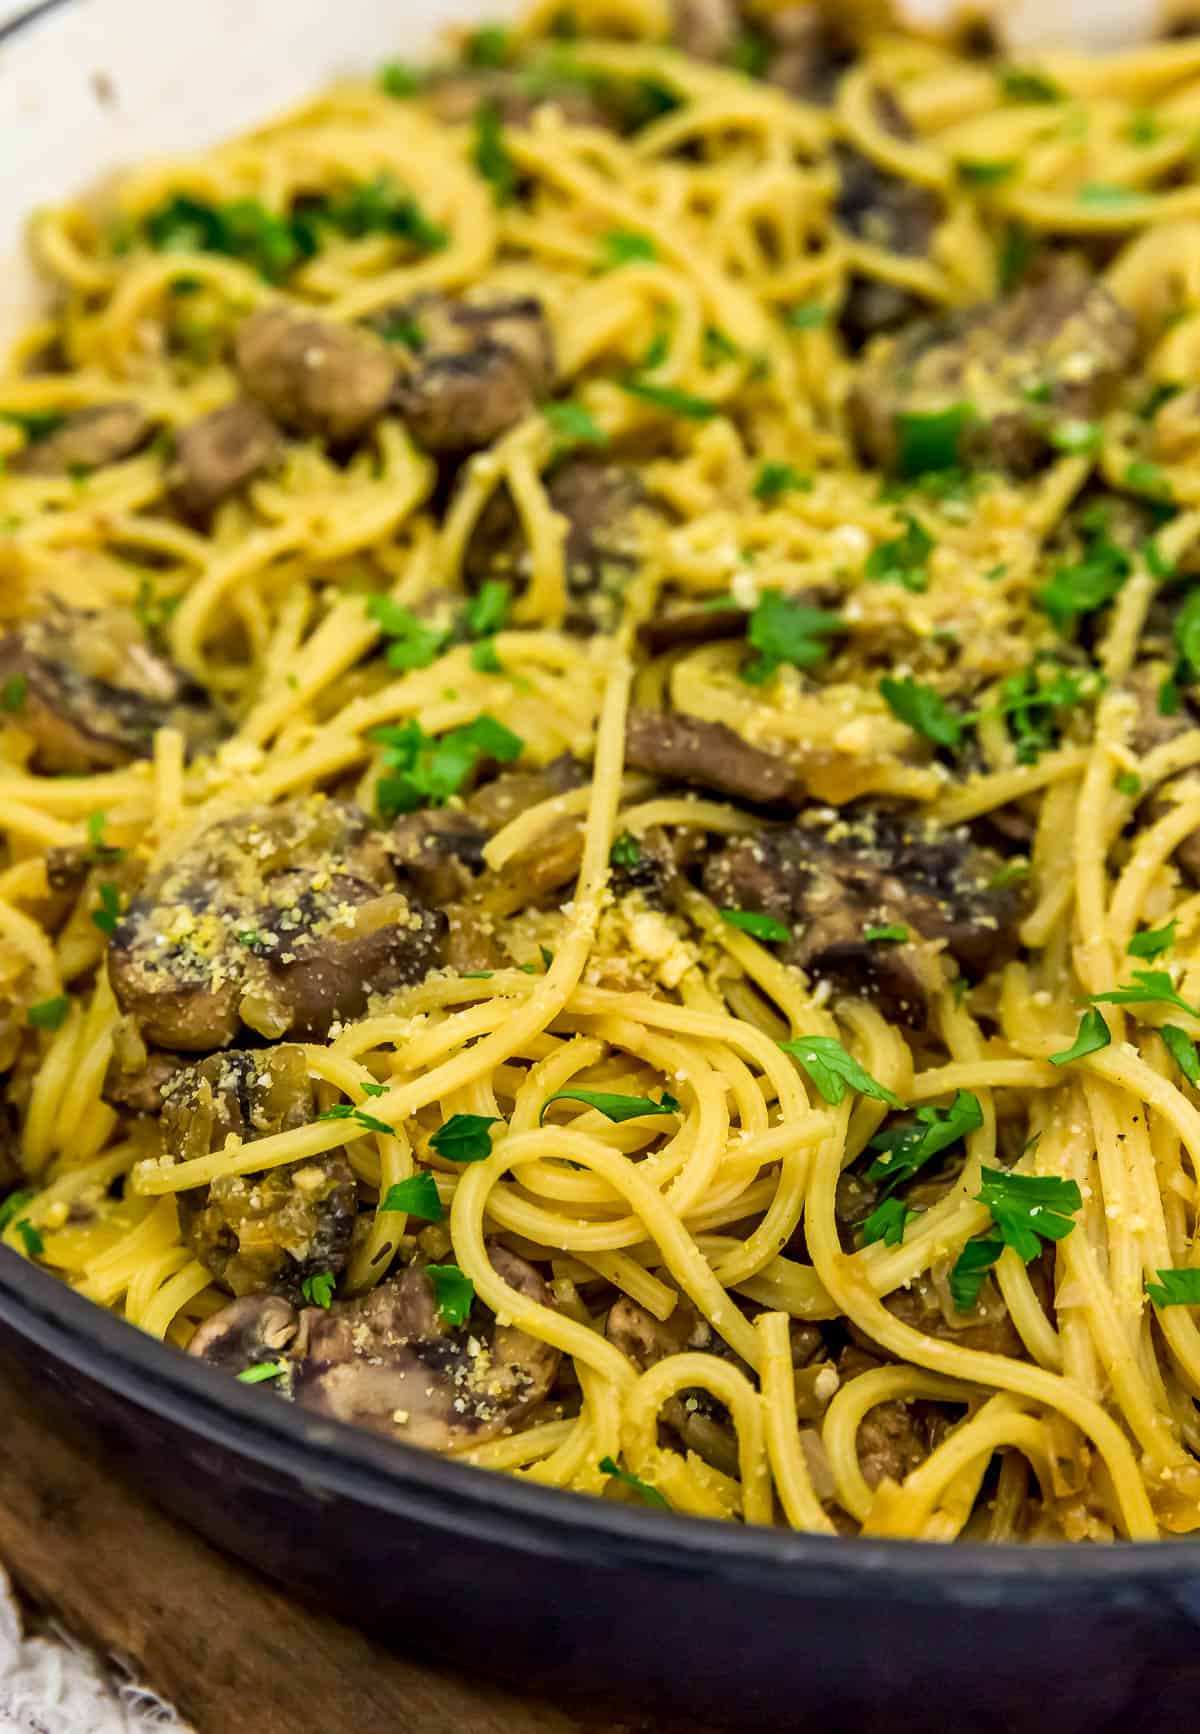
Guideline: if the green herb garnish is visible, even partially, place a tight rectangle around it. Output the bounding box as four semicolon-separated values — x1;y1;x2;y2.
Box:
301;1272;336;1309
865;924;909;944
372;714;523;819
598;1455;670;1509
1147;1267;1200;1306
427;1262;475;1327
720;908;791;943
894;404;974;478
879;677;964;749
1129;920;1176;961
778;1036;902;1109
753;462;812;505
27;997;70;1031
540;1089;681;1124
429;1113;500;1163
1049;1006;1111;1066
1162;1024;1200;1086
91;882;122;937
741;591;844;686
864;515;933;593
237;1360;288;1384
380;1172;444;1221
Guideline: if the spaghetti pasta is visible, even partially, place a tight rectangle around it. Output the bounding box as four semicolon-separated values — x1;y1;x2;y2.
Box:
6;0;1200;1542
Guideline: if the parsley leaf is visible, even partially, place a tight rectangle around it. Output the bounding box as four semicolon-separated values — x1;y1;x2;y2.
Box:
1162;1024;1200;1086
999;66;1064;103
1128;920;1176;961
879;677;964;749
601;229;658;268
237;1360;289;1384
753;461;812;505
948;1236;1005;1311
1037;524;1131;631
864;515;933;592
1125;459;1171;499
951;1167;1081;1306
778;1036;902;1109
994;662;1095;763
1049;419;1101;457
720;908;791;942
860;1195;917;1248
475;103;517;203
27;996;70;1031
1147;1267;1200;1307
741;591;844;686
1091;969;1200;1019
429;1113;500;1163
371;714;522;818
13;1219;40;1258
318;1104;394;1137
464;23;512;66
609;832;642;870
894;404;974;478
618;378;719;420
0;1192;35;1234
539;1089;681;1124
598;1455;670;1509
301;1271;336;1308
85;809;123;864
957;159;1019;186
380;1172;444;1221
91;882;122;937
866;1091;983;1195
785;303;827;330
367;595;450;670
461;579;512;639
1175;589;1200;676
0;674;26;713
427;1262;475;1326
865;924;908;943
544;401;609;451
1050;1007;1111;1066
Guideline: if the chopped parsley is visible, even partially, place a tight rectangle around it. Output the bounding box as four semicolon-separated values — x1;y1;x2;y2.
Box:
879;676;964;749
371;714;523;818
461;579;513;639
318;1103;394;1137
539;1089;681;1124
1162;1024;1200;1086
1126;109;1162;146
429;1113;500;1163
753;462;812;505
15;1219;42;1257
380;61;423;98
865;924;909;944
785;303;828;330
994;662;1096;764
85;809;124;865
741;591;845;686
894;404;974;478
91;882;122;937
860;1195;917;1249
778;1036;902;1109
1091;968;1200;1018
427;1262;475;1327
999;66;1064;103
1076;182;1145;208
1124;459;1172;498
0;1192;35;1234
720;908;791;943
1175;589;1200;677
464;23;512;66
618;378;719;420
380;1172;444;1221
367;597;451;669
1049;419;1101;457
609;832;642;870
866;1091;983;1195
27;996;70;1031
950;1167;1081;1309
864;515;933;593
544;401;609;451
301;1272;336;1309
1115;771;1142;797
957;159;1019;186
601;229;658;268
237;1360;289;1384
1147;1267;1200;1307
0;674;27;713
1050;1006;1111;1066
598;1456;670;1510
475;103;517;203
997;220;1035;292
1037;520;1131;632
1129;920;1176;961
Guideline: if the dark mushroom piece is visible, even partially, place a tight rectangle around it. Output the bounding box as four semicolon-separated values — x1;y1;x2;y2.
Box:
174;398;283;516
103;1048;189;1116
625;707;803;807
849;260;1138;475
234;307;396;444
379;292;554;456
162;1045;358;1300
9;403;153;476
0;604;221;773
426;68;620;129
702;804;1025;1024
837;1346;947;1491
465;457;645;633
669;0;855;103
188;1293;301;1373
108;796;445;1051
191;1242;561;1452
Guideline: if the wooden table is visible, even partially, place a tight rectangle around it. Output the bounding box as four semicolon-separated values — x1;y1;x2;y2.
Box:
0;1359;714;1734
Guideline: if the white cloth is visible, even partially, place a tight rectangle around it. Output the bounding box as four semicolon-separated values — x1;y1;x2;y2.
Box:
0;1568;190;1734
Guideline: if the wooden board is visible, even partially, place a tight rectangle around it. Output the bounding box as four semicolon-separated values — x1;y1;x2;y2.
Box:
0;1358;713;1734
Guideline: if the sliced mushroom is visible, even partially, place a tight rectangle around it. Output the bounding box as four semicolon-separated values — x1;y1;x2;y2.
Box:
849;261;1138;475
9;403;153;476
108;797;445;1050
103;1048;189;1116
426;68;619;129
286;1243;560;1451
174;398;282;515
162;1046;358;1299
234;307;396;444
188;1293;300;1373
625;708;802;807
383;292;554;456
466;457;645;632
0;604;221;773
702;805;1024;1022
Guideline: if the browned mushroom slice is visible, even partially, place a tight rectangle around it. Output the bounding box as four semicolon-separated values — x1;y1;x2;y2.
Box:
9;403;153;475
625;708;802;807
836;1347;946;1491
849;261;1138;475
702;805;1024;1023
188;1293;301;1372
162;1046;357;1299
287;1243;560;1451
639;602;749;657
174;399;282;515
669;0;741;60
103;1049;189;1115
108;797;445;1050
0;604;221;773
669;0;854;101
384;292;554;455
466;458;644;632
426;68;622;129
234;307;396;444
389;809;490;904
